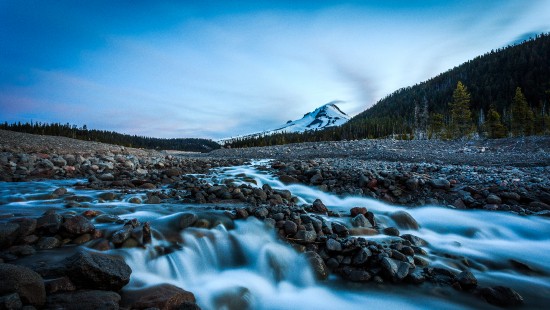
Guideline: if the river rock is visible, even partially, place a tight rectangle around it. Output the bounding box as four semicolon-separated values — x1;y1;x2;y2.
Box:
62;215;95;235
294;230;317;243
381;257;410;281
0;263;46;307
350;207;367;217
429;178;450;190
121;283;196;310
65;250;131;291
382;227;400;236
480;286;523;307
486;194;502;204
326;238;342;252
351;214;369;227
47;290;121;310
279;175;300;184
390;211;419;230
283;221;298;235
37;210;63;233
305;251;329;280
331;222;349;237
53;187;68;196
401;234;428;247
312;199;328;214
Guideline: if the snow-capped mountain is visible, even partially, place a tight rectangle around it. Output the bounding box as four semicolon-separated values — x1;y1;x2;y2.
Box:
218;101;350;145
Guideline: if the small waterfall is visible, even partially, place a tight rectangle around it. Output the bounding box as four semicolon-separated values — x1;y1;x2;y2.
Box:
122;219;316;309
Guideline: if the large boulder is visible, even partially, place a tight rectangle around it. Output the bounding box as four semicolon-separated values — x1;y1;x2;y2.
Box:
65;250;131;291
46;290;121;310
0;263;46;307
121;283;197;310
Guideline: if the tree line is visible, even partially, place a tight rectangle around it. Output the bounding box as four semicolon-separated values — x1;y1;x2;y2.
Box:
0;122;220;153
228;33;550;148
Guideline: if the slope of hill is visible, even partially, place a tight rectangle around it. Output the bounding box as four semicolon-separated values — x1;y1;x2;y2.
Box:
218;101;349;145
348;33;550;135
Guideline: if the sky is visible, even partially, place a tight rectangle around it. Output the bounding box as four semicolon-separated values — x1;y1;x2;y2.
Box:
1;1;550;140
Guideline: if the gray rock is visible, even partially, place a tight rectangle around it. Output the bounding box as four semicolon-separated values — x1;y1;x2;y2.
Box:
65;250;131;291
254;207;269;219
401;234;428;246
331;222;349;237
283;221;298;235
0;263;46;307
429;178;450;190
326;238;342;252
486;194;502;204
98;173;115;181
352;247;372;265
294;230;317;243
37;211;63;233
62;215;95;235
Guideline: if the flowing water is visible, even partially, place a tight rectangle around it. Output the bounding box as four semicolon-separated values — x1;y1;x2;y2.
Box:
1;161;549;309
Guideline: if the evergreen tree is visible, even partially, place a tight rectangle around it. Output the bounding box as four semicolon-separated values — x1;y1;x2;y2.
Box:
485;106;507;138
449;81;474;139
511;87;535;136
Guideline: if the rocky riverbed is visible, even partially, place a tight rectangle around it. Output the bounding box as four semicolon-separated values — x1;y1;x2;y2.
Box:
1;130;549;309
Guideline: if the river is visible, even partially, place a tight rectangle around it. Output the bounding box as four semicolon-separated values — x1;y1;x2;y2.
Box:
1;160;549;309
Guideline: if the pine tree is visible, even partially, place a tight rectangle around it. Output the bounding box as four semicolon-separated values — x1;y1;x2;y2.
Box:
485;106;507;138
511;87;535;136
449;81;474;139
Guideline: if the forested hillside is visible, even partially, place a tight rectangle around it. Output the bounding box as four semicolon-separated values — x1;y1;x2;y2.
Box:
228;33;550;148
0;122;220;153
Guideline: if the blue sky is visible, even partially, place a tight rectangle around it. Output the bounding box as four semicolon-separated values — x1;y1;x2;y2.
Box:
1;1;550;139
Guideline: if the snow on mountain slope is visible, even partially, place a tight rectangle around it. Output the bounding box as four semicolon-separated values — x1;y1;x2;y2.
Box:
217;101;350;145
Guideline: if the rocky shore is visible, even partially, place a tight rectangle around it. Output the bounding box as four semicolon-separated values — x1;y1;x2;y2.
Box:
1;130;549;308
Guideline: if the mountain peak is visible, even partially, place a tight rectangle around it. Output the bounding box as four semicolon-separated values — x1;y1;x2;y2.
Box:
217;102;350;144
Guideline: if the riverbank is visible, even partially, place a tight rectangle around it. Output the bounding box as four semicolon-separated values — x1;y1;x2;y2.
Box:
2;130;549;214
